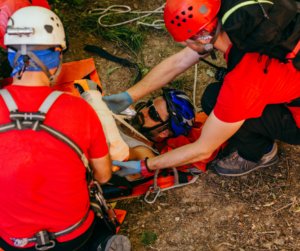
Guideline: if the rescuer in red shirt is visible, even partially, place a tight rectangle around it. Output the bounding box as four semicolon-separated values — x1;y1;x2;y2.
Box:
0;6;130;251
103;0;300;177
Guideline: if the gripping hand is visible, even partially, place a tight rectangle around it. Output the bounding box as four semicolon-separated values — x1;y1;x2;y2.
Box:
113;160;141;177
102;92;133;114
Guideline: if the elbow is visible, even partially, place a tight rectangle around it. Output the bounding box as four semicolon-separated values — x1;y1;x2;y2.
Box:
94;171;112;185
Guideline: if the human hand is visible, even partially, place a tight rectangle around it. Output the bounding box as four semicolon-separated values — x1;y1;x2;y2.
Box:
102;92;133;114
113;160;141;177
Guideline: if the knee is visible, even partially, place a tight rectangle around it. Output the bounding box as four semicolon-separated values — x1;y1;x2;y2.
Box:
201;82;222;116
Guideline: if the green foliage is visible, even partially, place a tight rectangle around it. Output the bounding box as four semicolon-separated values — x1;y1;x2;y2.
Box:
0;47;12;79
141;231;157;246
106;66;122;76
101;26;146;53
169;78;186;90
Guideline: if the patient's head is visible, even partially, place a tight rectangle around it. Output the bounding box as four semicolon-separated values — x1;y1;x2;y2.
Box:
129;88;196;143
130;96;172;142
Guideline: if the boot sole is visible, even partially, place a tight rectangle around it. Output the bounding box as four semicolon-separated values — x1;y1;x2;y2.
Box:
105;235;131;251
214;155;279;177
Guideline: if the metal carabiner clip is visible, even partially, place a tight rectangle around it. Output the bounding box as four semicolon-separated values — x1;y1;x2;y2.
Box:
144;186;161;204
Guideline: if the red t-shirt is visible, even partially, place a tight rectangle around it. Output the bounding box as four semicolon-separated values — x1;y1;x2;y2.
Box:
0;85;109;247
214;45;300;127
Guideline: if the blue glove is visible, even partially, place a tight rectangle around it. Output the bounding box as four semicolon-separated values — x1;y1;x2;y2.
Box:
102;92;133;114
113;160;141;177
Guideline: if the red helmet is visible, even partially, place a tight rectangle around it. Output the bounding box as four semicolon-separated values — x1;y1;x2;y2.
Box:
164;0;221;42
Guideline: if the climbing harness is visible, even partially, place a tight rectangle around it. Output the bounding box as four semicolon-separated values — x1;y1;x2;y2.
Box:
0;89;119;250
89;4;165;29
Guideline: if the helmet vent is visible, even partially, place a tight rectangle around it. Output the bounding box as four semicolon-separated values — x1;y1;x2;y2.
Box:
181;11;186;15
51;17;54;21
182;19;186;22
175;16;179;19
177;23;181;27
171;20;174;24
44;25;53;33
188;6;193;11
199;5;208;14
57;23;59;27
188;14;193;18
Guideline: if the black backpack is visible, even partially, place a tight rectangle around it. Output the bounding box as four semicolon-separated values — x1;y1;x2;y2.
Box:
218;0;300;70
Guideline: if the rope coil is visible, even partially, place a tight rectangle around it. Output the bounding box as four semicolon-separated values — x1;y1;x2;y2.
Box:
89;4;165;29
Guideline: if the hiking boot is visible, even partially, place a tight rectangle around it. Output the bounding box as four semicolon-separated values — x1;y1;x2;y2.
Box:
98;235;131;251
214;142;278;177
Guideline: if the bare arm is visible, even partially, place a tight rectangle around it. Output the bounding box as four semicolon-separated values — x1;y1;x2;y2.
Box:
147;111;245;170
90;153;112;185
127;47;203;102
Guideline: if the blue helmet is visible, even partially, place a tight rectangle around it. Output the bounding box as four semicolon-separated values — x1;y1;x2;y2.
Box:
163;88;195;138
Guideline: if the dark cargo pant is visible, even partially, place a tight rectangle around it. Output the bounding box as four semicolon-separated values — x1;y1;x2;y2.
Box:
201;82;300;162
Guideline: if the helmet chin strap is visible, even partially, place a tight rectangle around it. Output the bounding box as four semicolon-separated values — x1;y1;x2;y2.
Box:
199;19;222;60
12;44;63;87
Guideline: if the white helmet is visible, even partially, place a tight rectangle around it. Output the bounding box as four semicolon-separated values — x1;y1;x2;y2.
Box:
4;6;67;86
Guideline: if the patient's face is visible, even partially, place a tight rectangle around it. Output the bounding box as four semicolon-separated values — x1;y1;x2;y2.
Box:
130;96;171;140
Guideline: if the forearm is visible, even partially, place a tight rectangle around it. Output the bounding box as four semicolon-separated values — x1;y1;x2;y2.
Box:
127;47;200;102
147;111;245;171
147;142;212;171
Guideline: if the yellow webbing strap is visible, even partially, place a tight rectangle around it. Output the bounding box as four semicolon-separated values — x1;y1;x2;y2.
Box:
222;0;274;25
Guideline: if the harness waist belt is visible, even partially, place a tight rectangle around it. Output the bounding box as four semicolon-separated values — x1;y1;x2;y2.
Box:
11;210;90;249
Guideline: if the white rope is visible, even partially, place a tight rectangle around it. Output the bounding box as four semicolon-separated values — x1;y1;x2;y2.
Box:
90;4;205;114
193;63;202;113
89;4;165;29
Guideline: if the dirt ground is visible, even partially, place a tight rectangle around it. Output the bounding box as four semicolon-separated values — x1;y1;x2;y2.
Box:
1;0;300;250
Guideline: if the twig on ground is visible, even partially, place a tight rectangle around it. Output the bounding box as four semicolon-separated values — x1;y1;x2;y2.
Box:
266;202;293;215
217;242;233;247
239;235;259;249
192;193;225;198
257;231;276;234
287;160;290;182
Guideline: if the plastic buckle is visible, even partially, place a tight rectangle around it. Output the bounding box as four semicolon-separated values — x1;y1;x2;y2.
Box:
35;240;55;251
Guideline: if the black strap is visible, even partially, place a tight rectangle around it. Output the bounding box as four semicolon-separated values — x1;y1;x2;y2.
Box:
227;45;247;73
84;45;142;84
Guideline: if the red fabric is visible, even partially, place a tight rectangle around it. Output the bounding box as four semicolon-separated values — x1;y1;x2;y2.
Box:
31;0;50;9
0;0;31;49
215;45;300;127
0;85;109;248
114;209;127;233
156;113;226;172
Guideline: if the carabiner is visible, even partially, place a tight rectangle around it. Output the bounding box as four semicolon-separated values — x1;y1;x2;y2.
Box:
144;186;161;204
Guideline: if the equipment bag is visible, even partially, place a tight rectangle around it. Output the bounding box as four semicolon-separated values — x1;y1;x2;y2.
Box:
219;0;300;70
0;89;119;250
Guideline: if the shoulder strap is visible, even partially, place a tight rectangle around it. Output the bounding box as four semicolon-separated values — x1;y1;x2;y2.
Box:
0;89;19;112
38;91;64;114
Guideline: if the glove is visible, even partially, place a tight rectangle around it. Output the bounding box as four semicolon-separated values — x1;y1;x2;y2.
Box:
113;159;153;177
113;160;141;177
102;92;133;114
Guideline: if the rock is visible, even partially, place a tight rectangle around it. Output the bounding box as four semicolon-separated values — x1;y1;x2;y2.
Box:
133;3;138;9
175;217;180;221
262;242;272;248
274;238;284;245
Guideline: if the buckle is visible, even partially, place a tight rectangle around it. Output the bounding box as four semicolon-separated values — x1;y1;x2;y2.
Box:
35;240;55;251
